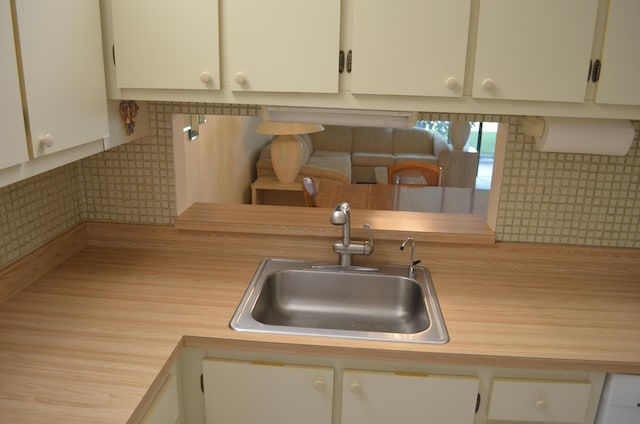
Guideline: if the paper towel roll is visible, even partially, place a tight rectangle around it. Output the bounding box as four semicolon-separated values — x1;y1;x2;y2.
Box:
524;117;635;156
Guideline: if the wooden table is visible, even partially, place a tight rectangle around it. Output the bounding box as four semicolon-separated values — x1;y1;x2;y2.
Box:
315;184;489;216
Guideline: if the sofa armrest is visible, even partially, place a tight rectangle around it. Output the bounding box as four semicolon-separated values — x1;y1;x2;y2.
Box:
432;132;451;158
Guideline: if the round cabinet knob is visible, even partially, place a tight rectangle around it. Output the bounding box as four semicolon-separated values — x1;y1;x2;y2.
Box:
445;77;459;90
312;378;325;391
481;78;496;91
234;72;247;84
349;382;362;395
535;400;548;411
40;133;54;148
199;71;213;84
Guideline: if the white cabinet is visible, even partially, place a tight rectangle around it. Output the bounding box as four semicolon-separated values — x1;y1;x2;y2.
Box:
350;0;471;97
110;0;220;91
472;0;598;103
221;0;341;93
0;0;28;170
140;373;181;424
202;358;333;424
594;0;640;106
14;0;108;158
342;369;479;424
488;378;593;423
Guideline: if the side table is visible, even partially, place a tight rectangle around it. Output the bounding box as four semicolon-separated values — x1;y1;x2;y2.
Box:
251;177;304;206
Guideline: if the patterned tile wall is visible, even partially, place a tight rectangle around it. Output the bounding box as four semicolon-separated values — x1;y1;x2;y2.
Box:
1;103;638;270
497;118;639;247
0;164;82;267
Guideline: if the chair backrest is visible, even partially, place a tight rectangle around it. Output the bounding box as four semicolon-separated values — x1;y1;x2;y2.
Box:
301;177;318;207
388;161;442;186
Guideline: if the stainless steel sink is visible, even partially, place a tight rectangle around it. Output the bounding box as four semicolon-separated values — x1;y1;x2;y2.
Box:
230;258;449;344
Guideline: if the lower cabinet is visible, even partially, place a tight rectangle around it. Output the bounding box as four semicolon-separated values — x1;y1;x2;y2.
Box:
201;358;333;424
488;378;592;423
200;358;479;424
162;349;605;424
342;370;479;424
140;366;182;424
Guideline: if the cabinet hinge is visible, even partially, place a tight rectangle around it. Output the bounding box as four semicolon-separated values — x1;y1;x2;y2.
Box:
591;59;601;83
339;50;345;73
200;373;204;393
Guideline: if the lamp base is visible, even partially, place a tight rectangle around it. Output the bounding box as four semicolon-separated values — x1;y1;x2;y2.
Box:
271;134;303;183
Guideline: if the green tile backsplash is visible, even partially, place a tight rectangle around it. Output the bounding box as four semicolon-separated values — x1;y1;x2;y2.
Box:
0;103;638;269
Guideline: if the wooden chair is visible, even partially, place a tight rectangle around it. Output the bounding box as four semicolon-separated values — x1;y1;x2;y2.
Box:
387;161;442;186
301;177;318;207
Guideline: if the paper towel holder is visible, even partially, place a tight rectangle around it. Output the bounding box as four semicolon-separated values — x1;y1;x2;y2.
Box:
522;116;635;156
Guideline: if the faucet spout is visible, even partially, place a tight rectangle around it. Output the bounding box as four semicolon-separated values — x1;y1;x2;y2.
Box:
400;237;421;278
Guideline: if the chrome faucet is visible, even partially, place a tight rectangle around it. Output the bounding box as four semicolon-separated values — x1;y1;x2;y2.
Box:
400;237;422;278
330;202;374;266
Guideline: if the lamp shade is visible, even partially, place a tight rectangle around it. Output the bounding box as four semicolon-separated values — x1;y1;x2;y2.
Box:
256;121;324;135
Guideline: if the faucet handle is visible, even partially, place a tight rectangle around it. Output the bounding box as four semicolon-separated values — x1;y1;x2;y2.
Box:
363;223;374;251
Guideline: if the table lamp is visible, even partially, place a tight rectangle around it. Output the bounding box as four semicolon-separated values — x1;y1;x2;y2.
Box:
256;121;324;183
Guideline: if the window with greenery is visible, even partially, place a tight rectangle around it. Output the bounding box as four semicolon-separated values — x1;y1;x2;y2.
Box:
415;121;497;160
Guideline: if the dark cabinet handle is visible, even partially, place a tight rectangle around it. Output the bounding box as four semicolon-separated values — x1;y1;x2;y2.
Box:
591;59;601;82
347;50;353;73
339;50;345;73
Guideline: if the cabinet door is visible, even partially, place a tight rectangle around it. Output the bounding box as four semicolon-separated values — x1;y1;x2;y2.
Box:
594;0;640;106
140;374;181;424
350;0;471;97
111;0;220;91
342;370;479;424
202;359;333;424
222;0;341;93
472;0;598;102
0;0;28;170
14;0;108;157
488;378;592;423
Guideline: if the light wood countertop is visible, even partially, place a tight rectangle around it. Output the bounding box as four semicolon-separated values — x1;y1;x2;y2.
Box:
0;206;639;423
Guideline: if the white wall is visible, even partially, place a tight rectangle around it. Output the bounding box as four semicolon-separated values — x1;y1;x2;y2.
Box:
173;114;270;215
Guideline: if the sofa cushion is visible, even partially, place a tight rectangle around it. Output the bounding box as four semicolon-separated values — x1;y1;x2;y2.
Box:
351;152;395;167
392;128;435;155
393;154;439;166
351;127;393;154
310;125;352;152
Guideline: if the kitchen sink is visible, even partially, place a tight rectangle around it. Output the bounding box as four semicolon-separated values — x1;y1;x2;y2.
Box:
230;258;449;344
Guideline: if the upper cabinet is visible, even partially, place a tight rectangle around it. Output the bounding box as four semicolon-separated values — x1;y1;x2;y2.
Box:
472;0;598;103
0;0;28;170
593;0;640;106
349;0;471;97
15;0;108;158
111;0;220;90
221;0;341;93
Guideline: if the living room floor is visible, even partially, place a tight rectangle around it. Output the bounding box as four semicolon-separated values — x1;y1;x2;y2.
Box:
475;158;493;190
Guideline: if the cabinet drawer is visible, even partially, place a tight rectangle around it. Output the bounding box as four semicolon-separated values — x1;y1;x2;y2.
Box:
488;378;592;422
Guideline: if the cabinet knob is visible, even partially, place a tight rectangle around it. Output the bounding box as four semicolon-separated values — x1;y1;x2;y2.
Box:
312;378;326;391
349;382;362;395
199;71;213;84
535;400;548;411
234;72;247;84
40;133;54;148
445;77;459;90
481;78;496;91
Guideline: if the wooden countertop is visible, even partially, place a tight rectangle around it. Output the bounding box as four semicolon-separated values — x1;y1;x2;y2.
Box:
1;207;639;422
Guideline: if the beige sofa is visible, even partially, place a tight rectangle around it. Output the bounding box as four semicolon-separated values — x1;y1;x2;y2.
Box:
256;125;477;187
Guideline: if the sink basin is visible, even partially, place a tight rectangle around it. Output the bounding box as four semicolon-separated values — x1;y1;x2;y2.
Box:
230;258;449;344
